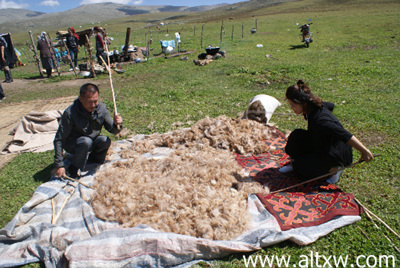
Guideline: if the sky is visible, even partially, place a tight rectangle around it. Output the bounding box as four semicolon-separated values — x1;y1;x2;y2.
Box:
0;0;246;13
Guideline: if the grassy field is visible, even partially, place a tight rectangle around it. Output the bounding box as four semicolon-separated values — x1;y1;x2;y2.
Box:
1;0;399;266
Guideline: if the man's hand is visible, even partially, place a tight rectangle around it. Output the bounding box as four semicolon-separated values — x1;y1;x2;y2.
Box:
114;113;122;127
55;167;66;178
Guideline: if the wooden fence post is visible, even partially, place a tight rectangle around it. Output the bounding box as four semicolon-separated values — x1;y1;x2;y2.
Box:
28;31;43;77
44;32;61;76
85;34;96;78
220;25;223;45
201;25;204;48
123;27;131;56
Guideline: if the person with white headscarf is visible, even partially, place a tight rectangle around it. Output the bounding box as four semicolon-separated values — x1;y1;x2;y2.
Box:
37;32;54;78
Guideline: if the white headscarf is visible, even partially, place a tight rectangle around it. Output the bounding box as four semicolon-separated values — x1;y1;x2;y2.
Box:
40;32;47;41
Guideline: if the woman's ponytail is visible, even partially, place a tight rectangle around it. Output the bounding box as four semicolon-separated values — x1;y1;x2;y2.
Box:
286;80;322;114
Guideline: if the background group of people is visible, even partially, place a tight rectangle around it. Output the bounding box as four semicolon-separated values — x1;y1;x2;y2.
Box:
36;27;81;78
35;26;106;78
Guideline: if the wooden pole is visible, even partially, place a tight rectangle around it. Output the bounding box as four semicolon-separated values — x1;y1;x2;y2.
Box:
85;34;96;78
44;32;61;76
105;43;118;116
242;24;244;39
28;31;44;77
123;27;131;56
220;25;223;45
60;36;77;76
63;175;94;189
145;33;148;59
201;25;204;48
354;198;400;240
270;154;380;194
52;187;76;224
231;25;234;41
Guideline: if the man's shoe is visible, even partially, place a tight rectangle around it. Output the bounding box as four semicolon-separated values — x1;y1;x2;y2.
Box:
67;165;79;178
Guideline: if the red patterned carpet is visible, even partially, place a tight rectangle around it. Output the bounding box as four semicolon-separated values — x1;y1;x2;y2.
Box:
236;126;362;231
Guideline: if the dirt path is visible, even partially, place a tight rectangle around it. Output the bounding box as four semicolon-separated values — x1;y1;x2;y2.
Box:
1;76;97;93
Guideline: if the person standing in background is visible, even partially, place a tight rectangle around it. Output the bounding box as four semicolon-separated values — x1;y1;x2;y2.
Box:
0;83;5;101
93;26;105;64
66;27;80;71
0;35;13;83
37;32;54;78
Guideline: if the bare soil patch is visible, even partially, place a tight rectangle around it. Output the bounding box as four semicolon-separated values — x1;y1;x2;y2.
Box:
1;77;102;96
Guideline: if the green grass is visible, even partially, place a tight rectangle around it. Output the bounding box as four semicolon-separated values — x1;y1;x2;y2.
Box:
1;0;399;266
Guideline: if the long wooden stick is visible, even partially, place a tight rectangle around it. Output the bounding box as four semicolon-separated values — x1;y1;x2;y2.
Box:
104;42;118;116
270;154;380;194
355;198;400;253
99;55;111;72
355;198;400;240
51;198;55;223
63;174;94;189
52;187;76;224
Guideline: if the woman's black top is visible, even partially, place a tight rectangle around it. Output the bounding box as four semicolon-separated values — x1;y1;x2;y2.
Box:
307;103;353;167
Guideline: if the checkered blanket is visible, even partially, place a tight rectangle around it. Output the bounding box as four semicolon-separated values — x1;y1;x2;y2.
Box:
0;133;361;267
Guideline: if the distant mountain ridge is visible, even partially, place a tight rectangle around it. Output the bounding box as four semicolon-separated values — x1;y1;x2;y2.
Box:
0;2;227;33
0;8;45;24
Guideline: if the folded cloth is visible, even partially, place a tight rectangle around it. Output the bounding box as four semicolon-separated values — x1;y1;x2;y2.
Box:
5;110;62;153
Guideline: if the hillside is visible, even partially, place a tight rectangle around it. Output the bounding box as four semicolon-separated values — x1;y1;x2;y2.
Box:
0;0;300;34
0;3;227;34
0;8;45;24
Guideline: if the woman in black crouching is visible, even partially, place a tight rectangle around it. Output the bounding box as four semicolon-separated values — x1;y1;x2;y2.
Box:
280;80;374;183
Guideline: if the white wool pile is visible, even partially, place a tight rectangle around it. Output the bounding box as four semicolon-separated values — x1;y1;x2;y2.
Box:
92;116;271;240
121;115;272;157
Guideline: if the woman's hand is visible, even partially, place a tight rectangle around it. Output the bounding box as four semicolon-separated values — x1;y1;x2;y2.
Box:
347;136;374;163
360;149;374;163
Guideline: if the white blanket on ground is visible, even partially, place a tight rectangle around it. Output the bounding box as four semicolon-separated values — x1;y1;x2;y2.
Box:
0;141;361;268
4;110;62;153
